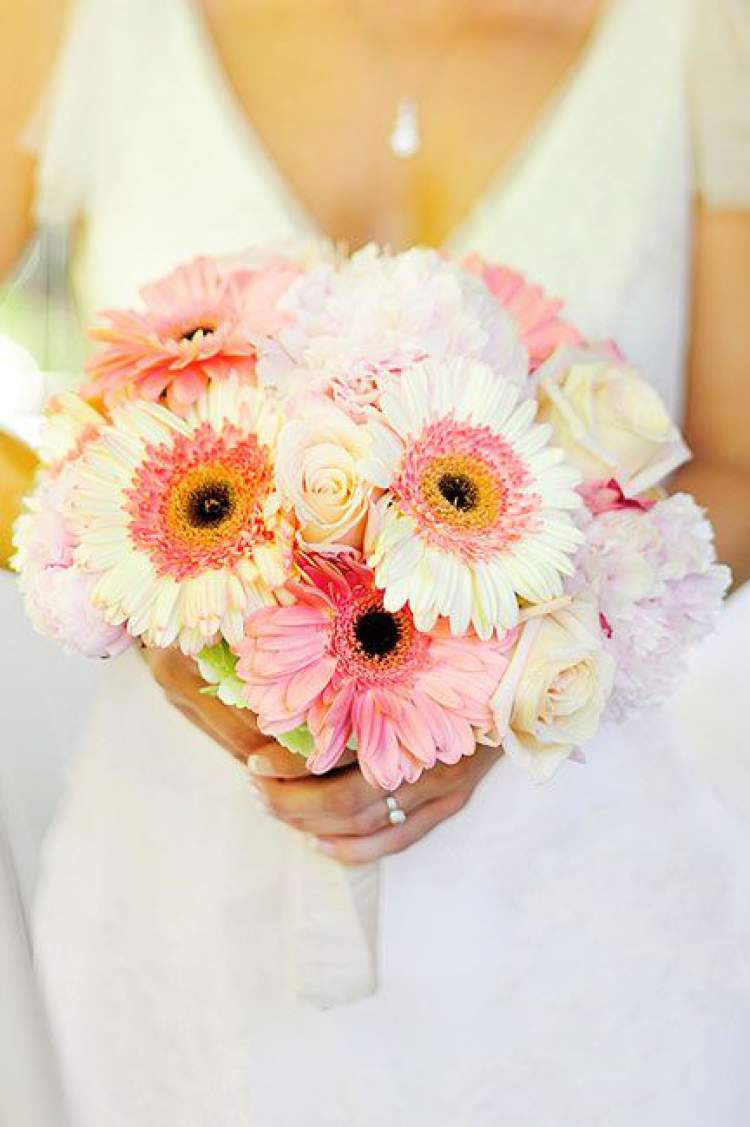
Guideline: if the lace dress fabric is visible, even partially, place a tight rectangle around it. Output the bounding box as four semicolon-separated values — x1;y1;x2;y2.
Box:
23;0;750;1123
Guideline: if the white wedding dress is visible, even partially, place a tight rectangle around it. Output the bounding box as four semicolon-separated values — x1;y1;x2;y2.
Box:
17;0;750;1123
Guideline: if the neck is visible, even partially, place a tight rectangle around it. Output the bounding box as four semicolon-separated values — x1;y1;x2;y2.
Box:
355;0;603;34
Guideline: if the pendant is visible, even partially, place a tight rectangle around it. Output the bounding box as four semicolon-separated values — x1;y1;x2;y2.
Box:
389;98;421;159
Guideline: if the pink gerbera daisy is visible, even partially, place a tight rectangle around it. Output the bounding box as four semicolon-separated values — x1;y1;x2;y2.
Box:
464;255;583;371
234;556;515;790
84;256;299;415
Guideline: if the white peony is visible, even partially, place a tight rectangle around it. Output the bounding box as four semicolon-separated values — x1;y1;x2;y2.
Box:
258;245;529;417
571;494;731;719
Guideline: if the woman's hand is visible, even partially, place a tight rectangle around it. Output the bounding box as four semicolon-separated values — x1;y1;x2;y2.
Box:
248;741;502;865
144;646;499;864
142;646;302;769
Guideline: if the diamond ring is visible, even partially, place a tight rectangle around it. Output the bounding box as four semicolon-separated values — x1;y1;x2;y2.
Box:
385;794;407;826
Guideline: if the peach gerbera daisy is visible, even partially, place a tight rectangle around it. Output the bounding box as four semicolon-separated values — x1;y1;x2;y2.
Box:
464;255;582;371
361;358;583;638
68;375;293;654
84;256;298;415
235;556;516;790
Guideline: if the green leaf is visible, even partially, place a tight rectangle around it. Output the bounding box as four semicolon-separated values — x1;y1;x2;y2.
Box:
276;725;315;758
198;640;238;679
195;641;249;709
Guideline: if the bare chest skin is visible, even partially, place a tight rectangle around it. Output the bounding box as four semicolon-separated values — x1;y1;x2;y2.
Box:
200;1;602;250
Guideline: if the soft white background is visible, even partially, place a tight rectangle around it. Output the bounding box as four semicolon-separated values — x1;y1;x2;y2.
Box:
0;571;106;915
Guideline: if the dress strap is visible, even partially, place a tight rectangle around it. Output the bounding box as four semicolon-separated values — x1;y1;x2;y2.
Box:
23;0;156;226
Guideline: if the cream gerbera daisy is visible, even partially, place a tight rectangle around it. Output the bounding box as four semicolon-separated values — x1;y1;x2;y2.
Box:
361;358;583;638
69;375;292;653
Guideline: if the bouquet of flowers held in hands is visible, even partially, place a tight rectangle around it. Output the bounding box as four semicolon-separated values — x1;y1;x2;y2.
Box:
13;244;730;790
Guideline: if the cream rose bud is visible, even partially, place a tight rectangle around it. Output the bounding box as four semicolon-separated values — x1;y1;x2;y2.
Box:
491;595;615;782
536;347;690;495
276;402;372;547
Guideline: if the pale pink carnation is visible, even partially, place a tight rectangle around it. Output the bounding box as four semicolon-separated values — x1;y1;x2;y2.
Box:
258;245;529;418
85;255;300;415
570;493;730;718
12;468;131;658
234;555;516;790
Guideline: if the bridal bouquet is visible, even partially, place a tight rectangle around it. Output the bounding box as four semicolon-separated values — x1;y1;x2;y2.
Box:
13;245;730;786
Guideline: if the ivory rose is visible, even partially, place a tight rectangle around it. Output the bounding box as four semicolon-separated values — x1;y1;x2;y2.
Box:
536;347;689;494
276;402;372;548
490;595;615;781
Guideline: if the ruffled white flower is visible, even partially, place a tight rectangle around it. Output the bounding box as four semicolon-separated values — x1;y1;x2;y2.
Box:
360;357;583;638
12;466;131;658
259;245;529;416
570;493;731;718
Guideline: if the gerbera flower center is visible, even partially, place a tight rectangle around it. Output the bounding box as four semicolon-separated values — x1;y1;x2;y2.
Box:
419;453;502;531
126;424;276;580
180;324;216;342
437;472;478;513
330;588;429;687
388;417;543;566
167;465;245;548
353;609;401;658
185;480;234;528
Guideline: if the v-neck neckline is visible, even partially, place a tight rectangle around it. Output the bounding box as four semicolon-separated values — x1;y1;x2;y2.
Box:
182;0;620;251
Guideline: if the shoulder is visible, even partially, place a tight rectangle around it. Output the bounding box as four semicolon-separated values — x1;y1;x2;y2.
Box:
0;1;72;277
1;1;71;123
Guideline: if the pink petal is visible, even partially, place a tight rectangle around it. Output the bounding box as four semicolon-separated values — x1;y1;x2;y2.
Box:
393;697;438;767
435;713;476;765
284;655;337;713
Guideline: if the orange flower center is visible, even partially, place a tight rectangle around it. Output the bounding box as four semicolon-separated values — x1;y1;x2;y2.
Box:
126;424;277;581
419;453;502;531
164;464;248;551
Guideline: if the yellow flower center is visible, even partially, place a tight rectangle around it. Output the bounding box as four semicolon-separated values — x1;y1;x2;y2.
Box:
165;464;248;550
419;454;502;530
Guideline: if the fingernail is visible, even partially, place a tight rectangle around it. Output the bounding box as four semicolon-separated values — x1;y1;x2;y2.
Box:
247;754;275;777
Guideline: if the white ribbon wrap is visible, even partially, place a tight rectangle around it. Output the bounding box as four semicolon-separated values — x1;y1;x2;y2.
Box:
287;833;380;1009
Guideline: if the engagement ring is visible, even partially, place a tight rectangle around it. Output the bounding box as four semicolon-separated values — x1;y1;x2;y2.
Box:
385;794;407;826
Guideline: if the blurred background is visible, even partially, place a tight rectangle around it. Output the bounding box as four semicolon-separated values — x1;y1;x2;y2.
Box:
0;229;91;914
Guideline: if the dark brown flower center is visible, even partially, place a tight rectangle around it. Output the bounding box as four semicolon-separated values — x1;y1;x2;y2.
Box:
186;481;234;528
181;325;216;342
437;472;478;512
354;609;401;659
